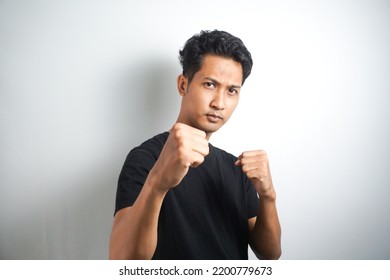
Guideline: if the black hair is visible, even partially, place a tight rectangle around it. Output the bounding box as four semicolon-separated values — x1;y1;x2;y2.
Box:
179;30;253;85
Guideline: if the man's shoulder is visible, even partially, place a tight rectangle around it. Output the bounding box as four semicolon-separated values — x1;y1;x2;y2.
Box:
210;144;238;161
139;131;169;148
128;131;169;159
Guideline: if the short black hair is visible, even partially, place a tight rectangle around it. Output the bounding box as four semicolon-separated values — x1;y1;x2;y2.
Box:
179;30;253;85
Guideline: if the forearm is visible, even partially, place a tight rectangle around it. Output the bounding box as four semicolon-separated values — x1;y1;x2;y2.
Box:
250;192;282;260
109;124;209;259
109;175;167;260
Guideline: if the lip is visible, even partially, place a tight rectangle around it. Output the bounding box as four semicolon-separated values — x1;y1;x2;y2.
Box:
206;113;223;123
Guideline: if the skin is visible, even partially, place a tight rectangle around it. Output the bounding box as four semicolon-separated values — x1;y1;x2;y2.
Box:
175;55;242;139
109;54;281;260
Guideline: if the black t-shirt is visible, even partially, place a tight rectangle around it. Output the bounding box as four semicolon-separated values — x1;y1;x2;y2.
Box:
115;132;259;259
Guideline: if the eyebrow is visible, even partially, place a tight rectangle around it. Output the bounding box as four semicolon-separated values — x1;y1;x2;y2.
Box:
204;77;242;89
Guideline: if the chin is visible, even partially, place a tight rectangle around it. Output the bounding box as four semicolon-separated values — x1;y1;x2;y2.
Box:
203;124;223;134
190;119;224;134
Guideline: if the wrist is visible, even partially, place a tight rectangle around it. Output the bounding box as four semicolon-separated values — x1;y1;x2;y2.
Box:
258;187;277;202
252;179;276;200
145;169;169;197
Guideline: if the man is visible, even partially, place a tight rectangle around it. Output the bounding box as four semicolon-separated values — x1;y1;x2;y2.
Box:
109;30;281;260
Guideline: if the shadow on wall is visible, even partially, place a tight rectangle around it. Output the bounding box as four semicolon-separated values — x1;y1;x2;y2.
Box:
114;56;181;147
0;58;180;259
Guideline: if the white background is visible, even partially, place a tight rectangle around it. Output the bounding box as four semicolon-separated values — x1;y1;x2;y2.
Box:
0;0;389;259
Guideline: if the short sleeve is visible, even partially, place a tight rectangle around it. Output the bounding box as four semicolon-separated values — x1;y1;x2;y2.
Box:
114;147;157;215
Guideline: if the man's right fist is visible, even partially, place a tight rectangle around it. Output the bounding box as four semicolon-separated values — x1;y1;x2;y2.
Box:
149;123;209;192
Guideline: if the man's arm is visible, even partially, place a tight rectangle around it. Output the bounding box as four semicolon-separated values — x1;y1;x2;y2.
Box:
236;150;282;259
109;123;209;259
248;193;281;259
109;175;167;260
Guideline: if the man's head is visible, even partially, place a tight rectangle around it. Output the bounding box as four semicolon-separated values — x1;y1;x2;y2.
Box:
176;30;253;139
179;30;253;85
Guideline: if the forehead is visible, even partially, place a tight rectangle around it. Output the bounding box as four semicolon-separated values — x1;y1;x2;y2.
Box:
196;55;243;85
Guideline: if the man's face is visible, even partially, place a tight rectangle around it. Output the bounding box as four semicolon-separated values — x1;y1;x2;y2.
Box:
177;55;243;138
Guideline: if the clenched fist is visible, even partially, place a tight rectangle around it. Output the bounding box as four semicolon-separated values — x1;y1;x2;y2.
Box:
149;123;209;192
235;150;276;199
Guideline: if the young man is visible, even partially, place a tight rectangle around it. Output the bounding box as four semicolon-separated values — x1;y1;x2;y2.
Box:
109;30;281;260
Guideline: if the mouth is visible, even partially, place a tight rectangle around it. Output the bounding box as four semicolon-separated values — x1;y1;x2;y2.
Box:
206;113;223;123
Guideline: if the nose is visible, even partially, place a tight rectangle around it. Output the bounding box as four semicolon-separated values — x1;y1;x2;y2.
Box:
210;91;225;110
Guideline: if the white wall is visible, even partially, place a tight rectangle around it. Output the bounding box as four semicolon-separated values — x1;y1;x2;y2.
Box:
0;0;389;259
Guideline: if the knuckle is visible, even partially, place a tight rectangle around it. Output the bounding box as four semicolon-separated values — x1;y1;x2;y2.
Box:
259;150;268;158
203;144;210;155
242;165;250;173
173;123;184;129
173;130;186;143
190;154;204;168
171;123;181;132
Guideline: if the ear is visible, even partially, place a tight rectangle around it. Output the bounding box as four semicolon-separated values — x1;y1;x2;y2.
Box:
177;74;188;96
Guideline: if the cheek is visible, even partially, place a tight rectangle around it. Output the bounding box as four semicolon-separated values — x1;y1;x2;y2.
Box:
198;95;213;107
227;98;239;113
223;106;238;123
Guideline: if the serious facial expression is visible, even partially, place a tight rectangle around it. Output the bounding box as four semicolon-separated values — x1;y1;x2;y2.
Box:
177;55;243;139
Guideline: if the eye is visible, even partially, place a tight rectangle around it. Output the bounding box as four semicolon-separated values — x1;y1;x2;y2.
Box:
204;82;215;89
228;87;238;95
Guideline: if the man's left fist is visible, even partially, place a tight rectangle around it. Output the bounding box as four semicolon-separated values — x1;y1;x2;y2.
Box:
235;150;275;198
